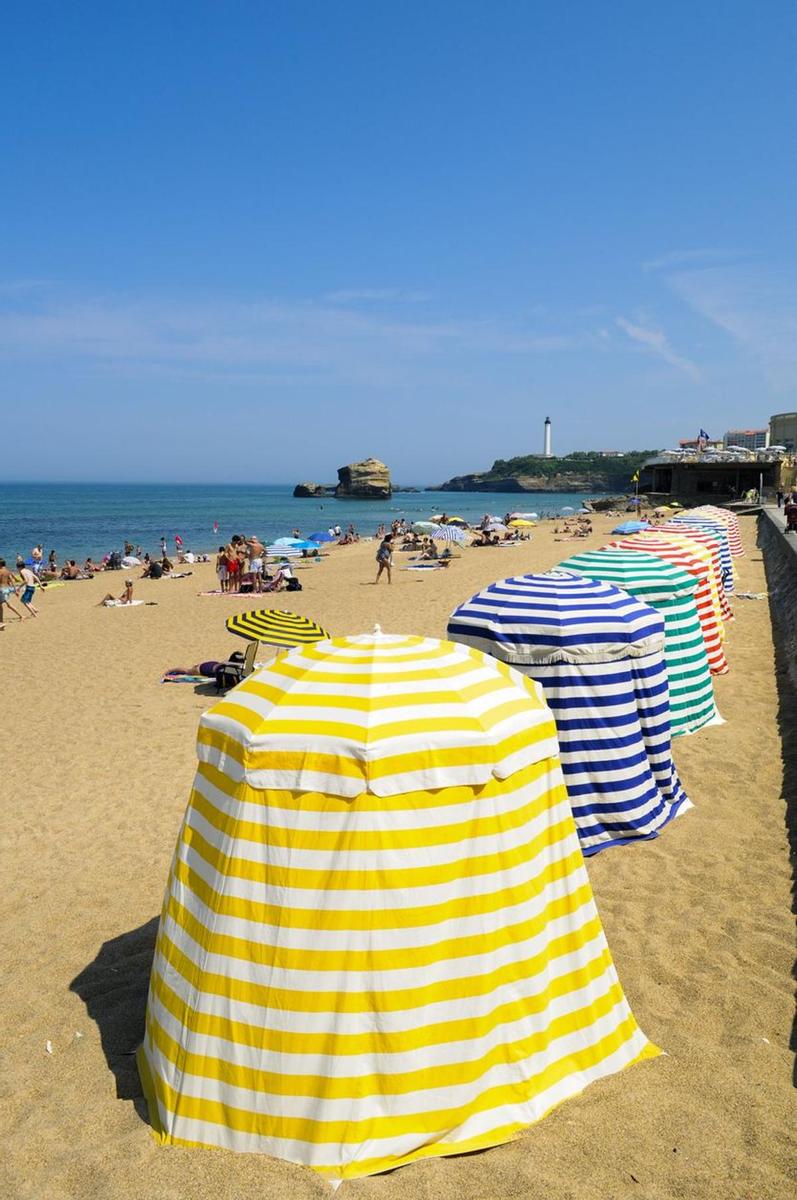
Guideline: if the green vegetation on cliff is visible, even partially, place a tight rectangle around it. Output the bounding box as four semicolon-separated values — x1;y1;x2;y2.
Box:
487;451;657;488
435;450;659;493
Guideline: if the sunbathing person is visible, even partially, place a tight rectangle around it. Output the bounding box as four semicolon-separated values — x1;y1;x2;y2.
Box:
261;568;286;592
98;579;135;606
165;659;227;679
61;560;83;579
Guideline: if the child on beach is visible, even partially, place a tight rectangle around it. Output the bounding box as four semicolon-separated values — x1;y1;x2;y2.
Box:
0;559;25;625
18;564;40;616
215;546;228;592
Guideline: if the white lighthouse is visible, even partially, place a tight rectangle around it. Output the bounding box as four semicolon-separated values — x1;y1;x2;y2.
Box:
543;415;553;458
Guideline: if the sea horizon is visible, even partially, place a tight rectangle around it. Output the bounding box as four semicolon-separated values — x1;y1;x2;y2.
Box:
0;481;604;561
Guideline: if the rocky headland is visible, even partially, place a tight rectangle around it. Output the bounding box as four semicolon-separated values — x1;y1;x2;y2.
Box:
432;450;657;494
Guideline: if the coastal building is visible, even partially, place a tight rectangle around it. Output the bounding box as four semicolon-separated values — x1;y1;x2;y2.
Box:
769;411;797;452
638;452;792;500
543;416;553;458
723;428;768;450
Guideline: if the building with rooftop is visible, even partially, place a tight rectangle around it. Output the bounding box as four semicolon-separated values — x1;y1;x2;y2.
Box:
769;412;797;452
723;428;768;450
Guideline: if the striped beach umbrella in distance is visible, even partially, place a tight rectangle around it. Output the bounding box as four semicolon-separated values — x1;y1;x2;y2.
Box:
665;515;735;593
604;533;729;675
137;631;659;1182
430;523;467;543
556;548;721;736
691;506;744;556
447;572;691;856
657;523;733;622
225;608;329;647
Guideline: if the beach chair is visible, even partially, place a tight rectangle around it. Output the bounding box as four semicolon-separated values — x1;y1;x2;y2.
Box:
214;639;258;692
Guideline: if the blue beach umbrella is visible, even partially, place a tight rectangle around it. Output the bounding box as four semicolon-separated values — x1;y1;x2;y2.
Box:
308;531;335;543
272;537;304;547
447;571;691;855
612;520;651;534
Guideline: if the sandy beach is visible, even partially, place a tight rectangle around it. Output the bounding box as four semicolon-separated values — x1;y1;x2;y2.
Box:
1;514;794;1199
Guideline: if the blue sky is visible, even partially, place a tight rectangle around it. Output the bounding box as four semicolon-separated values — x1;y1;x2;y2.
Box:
2;1;796;483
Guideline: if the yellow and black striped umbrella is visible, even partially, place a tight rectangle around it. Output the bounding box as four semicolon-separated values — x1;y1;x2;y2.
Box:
225;608;329;647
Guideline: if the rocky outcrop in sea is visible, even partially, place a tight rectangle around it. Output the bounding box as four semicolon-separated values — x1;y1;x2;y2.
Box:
335;458;392;499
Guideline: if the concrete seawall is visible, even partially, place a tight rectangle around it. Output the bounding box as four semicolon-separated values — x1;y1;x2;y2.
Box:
758;507;797;690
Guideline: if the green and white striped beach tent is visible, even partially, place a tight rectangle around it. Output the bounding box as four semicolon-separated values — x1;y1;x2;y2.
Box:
556;549;721;737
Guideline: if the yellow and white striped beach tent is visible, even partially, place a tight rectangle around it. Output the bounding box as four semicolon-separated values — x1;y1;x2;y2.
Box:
137;631;658;1182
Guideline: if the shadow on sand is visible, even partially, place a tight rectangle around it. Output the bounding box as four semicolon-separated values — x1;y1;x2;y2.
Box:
770;630;797;1086
70;916;159;1119
758;519;797;1085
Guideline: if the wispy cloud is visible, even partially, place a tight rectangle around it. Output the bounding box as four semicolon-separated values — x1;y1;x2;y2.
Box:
642;249;741;273
615;316;701;379
665;264;797;388
0;278;54;295
0;286;586;388
324;287;430;304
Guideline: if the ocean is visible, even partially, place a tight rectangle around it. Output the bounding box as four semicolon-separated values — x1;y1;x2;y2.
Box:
0;483;602;562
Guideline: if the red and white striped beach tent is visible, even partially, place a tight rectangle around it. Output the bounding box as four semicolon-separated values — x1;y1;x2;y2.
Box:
690;506;744;557
658;523;733;622
602;532;729;675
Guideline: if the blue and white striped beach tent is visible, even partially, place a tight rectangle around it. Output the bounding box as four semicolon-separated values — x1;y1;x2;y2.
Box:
447;572;691;855
664;516;735;593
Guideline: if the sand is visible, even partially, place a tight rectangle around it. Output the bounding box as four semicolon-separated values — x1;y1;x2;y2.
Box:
1;515;794;1199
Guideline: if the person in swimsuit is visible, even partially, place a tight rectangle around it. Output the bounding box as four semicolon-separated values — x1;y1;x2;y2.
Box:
0;559;25;625
18;565;40;616
98;579;135;606
375;535;394;584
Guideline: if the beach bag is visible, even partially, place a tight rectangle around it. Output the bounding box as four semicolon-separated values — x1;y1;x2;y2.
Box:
286;576;302;591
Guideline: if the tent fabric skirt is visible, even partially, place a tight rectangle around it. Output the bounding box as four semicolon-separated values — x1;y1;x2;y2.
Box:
655;596;721;735
137;758;657;1181
527;651;691;855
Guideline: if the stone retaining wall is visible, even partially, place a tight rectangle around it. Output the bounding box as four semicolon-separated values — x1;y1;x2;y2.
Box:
758;508;797;690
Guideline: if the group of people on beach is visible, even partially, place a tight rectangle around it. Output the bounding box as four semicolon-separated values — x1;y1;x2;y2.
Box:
0;559;40;625
215;535;300;596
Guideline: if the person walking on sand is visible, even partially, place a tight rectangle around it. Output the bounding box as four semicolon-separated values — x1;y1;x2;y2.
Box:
375;534;394;584
0;559;25;625
18;564;40;616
